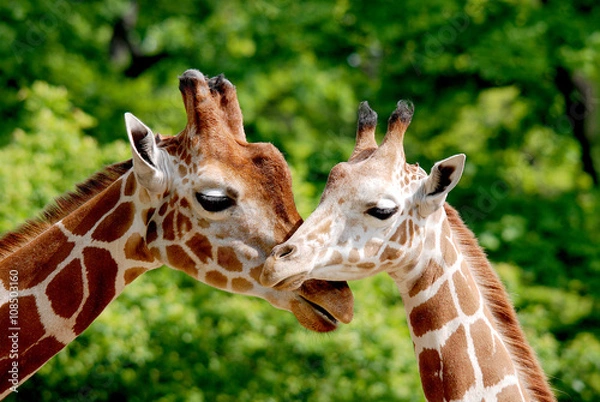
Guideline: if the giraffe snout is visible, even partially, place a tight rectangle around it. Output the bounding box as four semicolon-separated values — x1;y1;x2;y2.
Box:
271;243;297;260
260;243;306;289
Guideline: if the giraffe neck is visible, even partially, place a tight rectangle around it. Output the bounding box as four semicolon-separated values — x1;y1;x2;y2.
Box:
390;205;554;402
0;169;160;397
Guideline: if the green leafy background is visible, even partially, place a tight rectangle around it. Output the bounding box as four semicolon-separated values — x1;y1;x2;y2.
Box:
1;0;599;400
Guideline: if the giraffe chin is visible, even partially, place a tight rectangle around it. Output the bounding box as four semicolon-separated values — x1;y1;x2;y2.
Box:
290;279;354;332
271;272;308;291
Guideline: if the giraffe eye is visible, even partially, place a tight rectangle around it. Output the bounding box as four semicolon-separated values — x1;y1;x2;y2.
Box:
195;192;235;212
366;206;398;220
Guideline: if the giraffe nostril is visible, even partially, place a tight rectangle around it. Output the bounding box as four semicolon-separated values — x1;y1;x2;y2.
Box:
274;244;297;260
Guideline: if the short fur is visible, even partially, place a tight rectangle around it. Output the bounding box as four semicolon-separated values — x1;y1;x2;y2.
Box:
444;203;555;402
0;160;133;259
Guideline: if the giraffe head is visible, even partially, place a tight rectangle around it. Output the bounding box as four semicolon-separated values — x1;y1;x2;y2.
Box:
261;101;465;289
125;70;353;331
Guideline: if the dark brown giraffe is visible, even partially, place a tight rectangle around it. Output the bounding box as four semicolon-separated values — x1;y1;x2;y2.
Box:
0;70;353;399
262;101;555;401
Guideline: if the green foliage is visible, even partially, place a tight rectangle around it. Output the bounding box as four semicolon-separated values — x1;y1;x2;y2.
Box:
14;271;425;402
1;0;600;401
0;81;129;232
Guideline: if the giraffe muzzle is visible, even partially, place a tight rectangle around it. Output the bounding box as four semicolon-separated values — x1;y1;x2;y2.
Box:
271;243;297;260
295;279;354;329
260;243;309;289
273;273;308;291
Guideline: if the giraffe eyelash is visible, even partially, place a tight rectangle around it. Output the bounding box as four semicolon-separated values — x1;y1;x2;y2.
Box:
366;206;398;220
195;192;235;212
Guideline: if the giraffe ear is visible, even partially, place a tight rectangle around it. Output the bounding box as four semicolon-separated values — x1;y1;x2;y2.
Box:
418;154;465;217
125;113;169;193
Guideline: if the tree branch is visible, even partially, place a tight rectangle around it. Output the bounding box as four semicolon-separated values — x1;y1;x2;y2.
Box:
554;66;599;187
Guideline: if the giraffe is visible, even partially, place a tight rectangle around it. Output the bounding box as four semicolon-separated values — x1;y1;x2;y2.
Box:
0;70;353;398
261;101;556;401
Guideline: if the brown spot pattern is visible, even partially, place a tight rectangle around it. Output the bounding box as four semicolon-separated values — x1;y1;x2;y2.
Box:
124;267;148;284
158;202;168;217
19;295;47;350
205;270;228;289
327;250;343;265
440;233;457;266
497;384;523;401
178;164;187;177
149;246;161;260
13;335;65;394
186;233;213;263
142;207;155;224
357;262;376;269
471;319;515;388
441;219;452;240
169;194;179;208
138;188;151;203
0;296;45;357
379;245;401;262
364;241;381;258
249;265;263;283
0;303;12;356
391;219;408;244
483;304;496;327
124;173;137;196
124;233;155;262
409;281;458;337
440;324;476;400
316;219;332;237
418;348;444;402
46;259;84;319
407;219;415;239
91;202;135;242
348;249;360;263
166;244;198;278
453;263;480;316
177;213;192;235
162;210;176;241
6;228;75;289
409;259;445;297
217;247;243;272
146;221;158;244
231;277;254;293
64;183;122;236
74;247;119;334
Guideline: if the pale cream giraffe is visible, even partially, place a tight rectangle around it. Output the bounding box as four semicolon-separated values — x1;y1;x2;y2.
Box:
261;101;555;401
0;70;353;399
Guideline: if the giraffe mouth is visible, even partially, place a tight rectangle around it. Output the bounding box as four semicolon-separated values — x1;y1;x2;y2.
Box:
272;273;307;291
291;279;354;332
299;295;338;325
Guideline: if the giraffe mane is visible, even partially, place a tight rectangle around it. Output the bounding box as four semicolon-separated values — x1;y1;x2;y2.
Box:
443;203;555;402
0;160;133;260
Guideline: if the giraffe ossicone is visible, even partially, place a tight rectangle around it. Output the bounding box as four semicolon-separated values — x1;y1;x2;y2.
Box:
262;101;555;402
0;69;353;398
